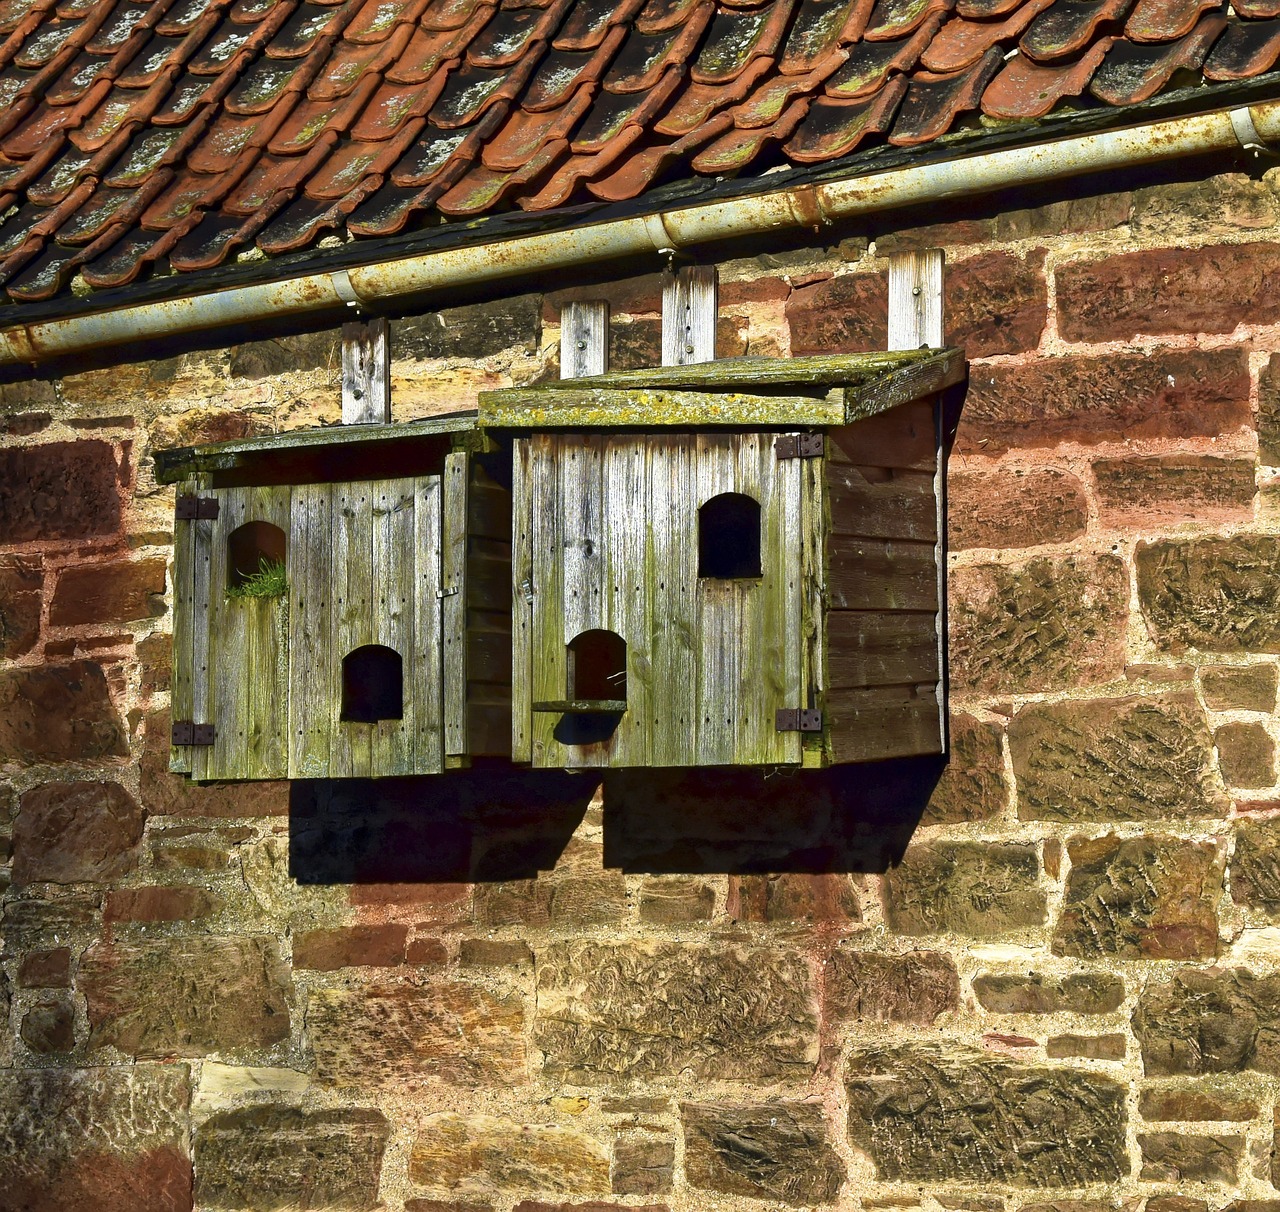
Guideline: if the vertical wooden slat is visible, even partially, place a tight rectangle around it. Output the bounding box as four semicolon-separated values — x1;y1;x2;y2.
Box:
932;395;950;755
560;301;609;378
196;486;243;780
529;436;565;766
693;434;735;765
734;434;769;764
289;483;333;778
341;317;391;424
331;481;374;777
887;249;945;350
511;439;534;764
370;478;415;776
242;485;290;779
413;475;445;773
169;477;199;774
661;266;718;366
800;450;827;768
605;438;650;767
441;451;468;758
774;440;805;768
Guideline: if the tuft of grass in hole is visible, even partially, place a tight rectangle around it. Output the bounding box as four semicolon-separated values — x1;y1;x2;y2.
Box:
227;558;288;599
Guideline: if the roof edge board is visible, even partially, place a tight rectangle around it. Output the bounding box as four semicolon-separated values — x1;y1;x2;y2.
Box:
2;98;1279;368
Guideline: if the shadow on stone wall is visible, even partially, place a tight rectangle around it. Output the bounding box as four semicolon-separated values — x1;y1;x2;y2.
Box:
288;756;940;884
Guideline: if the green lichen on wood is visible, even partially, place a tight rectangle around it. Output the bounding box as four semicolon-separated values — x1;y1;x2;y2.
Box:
226;558;288;600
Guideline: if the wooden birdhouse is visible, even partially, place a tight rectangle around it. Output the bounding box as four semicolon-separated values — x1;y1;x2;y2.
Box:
155;415;512;780
478;348;964;772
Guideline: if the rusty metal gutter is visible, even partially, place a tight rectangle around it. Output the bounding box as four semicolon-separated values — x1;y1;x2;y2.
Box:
1;98;1279;367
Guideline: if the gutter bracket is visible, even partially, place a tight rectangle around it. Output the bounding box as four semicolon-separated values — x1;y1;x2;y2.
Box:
1231;107;1280;165
333;269;362;311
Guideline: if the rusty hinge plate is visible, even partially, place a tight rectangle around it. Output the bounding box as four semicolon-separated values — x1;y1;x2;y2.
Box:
776;708;823;732
172;721;216;746
175;494;219;520
776;434;823;460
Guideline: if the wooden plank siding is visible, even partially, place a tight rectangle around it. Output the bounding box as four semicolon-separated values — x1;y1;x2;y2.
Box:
465;460;513;757
822;398;945;764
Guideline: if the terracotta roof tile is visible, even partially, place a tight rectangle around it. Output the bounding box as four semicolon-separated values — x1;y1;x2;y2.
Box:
1091;10;1222;98
0;0;1275;307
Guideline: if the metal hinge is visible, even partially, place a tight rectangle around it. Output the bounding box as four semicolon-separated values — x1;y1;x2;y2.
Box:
175;494;220;520
171;721;216;746
776;434;823;460
775;708;823;732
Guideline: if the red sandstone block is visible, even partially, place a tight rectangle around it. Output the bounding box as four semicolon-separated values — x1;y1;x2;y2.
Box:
1056;242;1280;343
0;439;122;544
719;276;790;306
105;886;219;923
293;924;409;971
1093;454;1256;528
49;558;167;627
406;937;449;965
946;249;1047;357
17;947;72;988
787;272;887;354
948;466;1087;550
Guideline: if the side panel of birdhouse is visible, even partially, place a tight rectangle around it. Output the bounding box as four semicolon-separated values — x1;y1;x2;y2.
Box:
192;485;292;781
169;475;210;775
288;476;444;779
517;432;804;769
823;397;946;763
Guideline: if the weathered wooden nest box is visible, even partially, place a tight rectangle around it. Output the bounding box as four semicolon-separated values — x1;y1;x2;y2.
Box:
155;415;512;780
478;347;964;771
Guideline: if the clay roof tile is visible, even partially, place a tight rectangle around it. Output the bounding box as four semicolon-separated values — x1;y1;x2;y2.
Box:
823;6;943;93
691;0;794;83
982;32;1112;113
888;40;999;141
1203;11;1280;76
1124;0;1220;41
1091;10;1223;98
602;5;712;90
777;0;874;72
784;72;904;156
864;0;953;41
922;0;1054;69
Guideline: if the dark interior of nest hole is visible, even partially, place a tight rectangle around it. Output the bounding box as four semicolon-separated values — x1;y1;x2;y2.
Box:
227;520;286;589
698;492;761;579
568;629;627;702
342;645;404;723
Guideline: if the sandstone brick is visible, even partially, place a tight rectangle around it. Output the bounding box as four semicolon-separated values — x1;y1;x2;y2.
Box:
0;554;41;658
20;997;75;1053
825;949;958;1026
512;1203;666;1212
460;938;533;967
948;467;1087;551
681;1102;844;1205
961;351;1250;455
949;555;1128;696
104;885;219;923
548;872;626;926
1258;352;1280;466
309;982;525;1087
148;407;256;450
923;712;1007;824
1054;835;1222;960
1046;1033;1125;1060
1131;174;1278;239
729;873;859;923
636;877;714;924
787;272;888;354
139;708;288;818
228;330;339;378
1009;693;1228;822
1;409;52;435
409;1113;608;1195
874;217;996;254
1146;1200;1209;1212
1137;535;1280;653
136;631;171;693
406;1203;495;1212
407;937;449;965
0;661;127;762
1202;664;1279;712
474;879;553;927
1231;819;1280;914
1216;722;1276;788
611;1131;673;1196
397;295;541;361
1057;243;1280;342
972;973;1125;1015
845;1047;1127;1184
80;936;291;1057
1221;1204;1280;1212
1139;1087;1259;1121
0;440;122;543
1134;968;1280;1075
293;924;408;970
0;1064;190;1212
1093;456;1256;528
49;558;167;627
995;190;1132;240
17;948;71;988
946;250;1047;357
13;781;144;885
2;894;99;945
534;941;817;1083
194;1106;389;1211
1138;1132;1242;1183
883;842;1046;937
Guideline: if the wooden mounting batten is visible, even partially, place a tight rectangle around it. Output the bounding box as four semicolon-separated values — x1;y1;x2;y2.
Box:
342;316;391;425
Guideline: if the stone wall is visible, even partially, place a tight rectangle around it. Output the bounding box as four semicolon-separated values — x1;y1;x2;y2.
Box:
3;167;1280;1211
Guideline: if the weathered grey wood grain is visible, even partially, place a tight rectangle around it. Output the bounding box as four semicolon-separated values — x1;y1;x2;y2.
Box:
662;266;718;366
773;437;805;768
828;404;938;472
412;474;444;773
331;482;374;777
605;438;650;766
342;317;391;425
511;438;534;763
529;436;564;767
843;355;964;424
561;301;609;378
442;452;468;758
169;476;200;775
241;486;290;780
370;479;414;775
888;249;945;351
194;487;242;780
288;482;333;778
